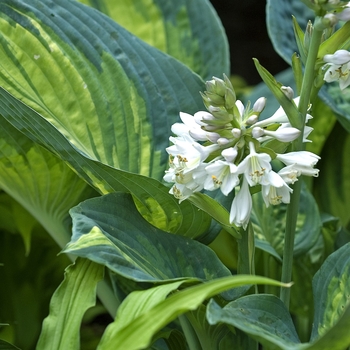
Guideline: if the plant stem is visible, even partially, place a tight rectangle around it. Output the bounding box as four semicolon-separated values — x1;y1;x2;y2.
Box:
179;314;202;350
279;17;324;308
237;222;255;276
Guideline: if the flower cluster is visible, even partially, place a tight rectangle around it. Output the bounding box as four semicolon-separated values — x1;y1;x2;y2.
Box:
323;49;350;90
164;76;320;229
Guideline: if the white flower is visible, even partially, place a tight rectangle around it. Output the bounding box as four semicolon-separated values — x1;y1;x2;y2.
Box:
237;142;272;186
276;151;320;177
277;165;300;184
323;50;350;90
204;160;240;195
261;171;293;207
229;178;252;229
169;182;202;202
174;112;220;141
252;126;300;142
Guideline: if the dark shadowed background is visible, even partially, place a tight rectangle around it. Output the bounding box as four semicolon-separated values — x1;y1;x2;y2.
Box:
210;0;289;85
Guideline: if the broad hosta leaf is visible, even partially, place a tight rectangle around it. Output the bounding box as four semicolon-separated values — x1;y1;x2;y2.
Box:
0;0;204;181
0;88;211;238
0;116;95;248
251;182;322;259
36;258;104;350
206;295;301;350
314;122;350;228
64;192;230;284
310;242;350;347
266;0;313;65
97;275;288;350
78;0;230;80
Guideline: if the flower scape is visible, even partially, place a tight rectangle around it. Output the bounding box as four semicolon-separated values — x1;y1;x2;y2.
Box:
164;76;320;229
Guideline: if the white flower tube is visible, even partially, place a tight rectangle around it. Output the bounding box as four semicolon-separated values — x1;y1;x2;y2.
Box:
229;178;252;229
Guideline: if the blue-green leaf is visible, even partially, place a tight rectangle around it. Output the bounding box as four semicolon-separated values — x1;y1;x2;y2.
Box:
65;192;231;284
78;0;230;80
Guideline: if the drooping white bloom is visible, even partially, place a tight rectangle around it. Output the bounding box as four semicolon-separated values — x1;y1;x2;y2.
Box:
204;160;240;195
229;178;252;229
276;151;320;177
237;142;272;186
261;171;293;207
252;126;301;142
277;165;300;185
323;50;350;90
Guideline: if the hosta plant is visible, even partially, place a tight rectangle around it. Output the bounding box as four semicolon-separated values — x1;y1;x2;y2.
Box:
0;0;350;349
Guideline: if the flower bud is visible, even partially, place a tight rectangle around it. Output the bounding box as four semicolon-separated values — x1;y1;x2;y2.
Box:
336;7;350;21
246;114;258;125
225;88;236;110
252;127;265;139
323;13;339;26
253;97;266;113
281;86;294;100
221;147;238;162
324;49;350;64
231;128;241;138
217;137;231;146
264;127;301;142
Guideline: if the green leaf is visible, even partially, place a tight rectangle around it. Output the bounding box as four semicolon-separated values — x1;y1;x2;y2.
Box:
319;85;350;132
187;192;240;239
0;228;71;350
0;0;212;238
310;242;350;346
266;0;313;65
64;192;232;284
185;305;245;350
314;122;350;228
0;340;21;350
206;294;301;350
253;59;302;129
0;117;95;248
98;281;185;348
252;183;322;259
78;0;230;80
97;275;289;349
0;0;205;181
36;258;104;350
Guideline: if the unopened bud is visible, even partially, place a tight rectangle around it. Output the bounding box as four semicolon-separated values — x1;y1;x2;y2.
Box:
253;97;266;113
217;137;231;146
252;127;265;139
281;86;294;100
221;147;238;162
323;13;339;26
231;128;241;138
335;7;350;21
246;114;259;125
225;88;236;110
324;49;350;64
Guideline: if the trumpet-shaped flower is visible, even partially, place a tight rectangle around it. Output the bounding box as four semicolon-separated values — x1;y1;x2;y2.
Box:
323;50;350;90
237;142;272;186
204;160;240;195
229;178;252;229
276;151;320;177
261;171;293;207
